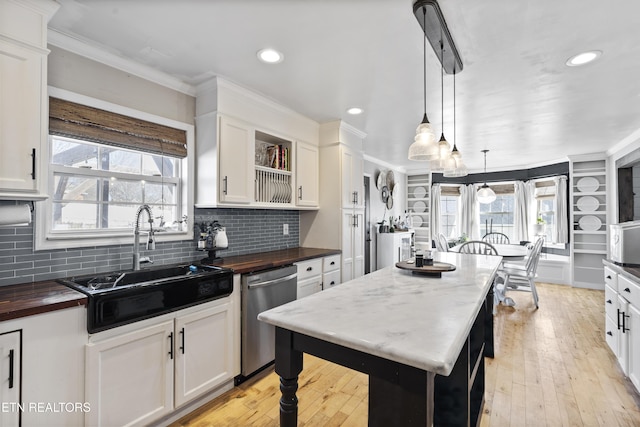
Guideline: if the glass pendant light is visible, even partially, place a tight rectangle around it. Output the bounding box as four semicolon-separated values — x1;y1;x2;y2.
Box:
477;149;496;204
431;39;452;172
408;6;437;161
444;64;468;177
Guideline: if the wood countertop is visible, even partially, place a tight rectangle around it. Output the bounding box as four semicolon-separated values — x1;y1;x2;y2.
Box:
0;280;87;322
204;247;341;274
0;247;340;323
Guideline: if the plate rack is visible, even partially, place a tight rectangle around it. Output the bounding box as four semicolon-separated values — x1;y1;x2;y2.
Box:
255;166;292;204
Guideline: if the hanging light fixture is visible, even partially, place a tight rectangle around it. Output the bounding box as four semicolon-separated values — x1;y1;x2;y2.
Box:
430;39;452;172
477;149;496;204
408;6;437;161
443;64;467;177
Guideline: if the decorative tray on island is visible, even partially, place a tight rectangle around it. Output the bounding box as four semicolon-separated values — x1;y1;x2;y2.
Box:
395;260;456;277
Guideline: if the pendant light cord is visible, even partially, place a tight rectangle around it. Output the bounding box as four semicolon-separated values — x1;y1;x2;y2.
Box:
422;7;427;117
440;38;444;135
453;64;456;148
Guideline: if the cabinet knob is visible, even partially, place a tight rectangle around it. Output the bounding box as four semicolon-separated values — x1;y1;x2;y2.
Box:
607;331;613;336
306;266;313;272
330;261;335;266
606;299;612;304
624;288;631;293
606;275;612;280
330;281;335;285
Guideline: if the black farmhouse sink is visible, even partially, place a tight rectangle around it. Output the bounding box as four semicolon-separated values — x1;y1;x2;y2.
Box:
59;263;234;333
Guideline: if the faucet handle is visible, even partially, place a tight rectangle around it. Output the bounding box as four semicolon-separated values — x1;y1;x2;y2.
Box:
146;238;155;250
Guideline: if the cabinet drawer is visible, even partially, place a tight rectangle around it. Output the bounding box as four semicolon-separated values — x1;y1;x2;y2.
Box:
605;314;618;357
323;270;341;290
296;258;322;281
605;285;618;322
323;255;341;273
604;266;618;292
619;275;640;309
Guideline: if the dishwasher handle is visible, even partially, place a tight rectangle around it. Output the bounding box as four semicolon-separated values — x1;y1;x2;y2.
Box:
247;272;298;289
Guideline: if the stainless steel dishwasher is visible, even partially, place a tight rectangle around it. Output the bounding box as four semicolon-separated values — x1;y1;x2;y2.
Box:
240;265;297;379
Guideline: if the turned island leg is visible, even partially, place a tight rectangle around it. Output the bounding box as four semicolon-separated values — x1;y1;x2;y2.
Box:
275;327;303;427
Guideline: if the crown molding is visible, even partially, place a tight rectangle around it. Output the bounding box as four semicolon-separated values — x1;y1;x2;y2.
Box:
364;153;407;174
47;28;196;96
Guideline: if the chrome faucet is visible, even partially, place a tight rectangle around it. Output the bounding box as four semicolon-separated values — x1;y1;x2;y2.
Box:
133;204;155;270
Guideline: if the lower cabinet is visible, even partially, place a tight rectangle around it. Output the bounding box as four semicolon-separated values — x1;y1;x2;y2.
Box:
604;264;640;393
0;331;20;427
296;258;323;299
85;298;235;427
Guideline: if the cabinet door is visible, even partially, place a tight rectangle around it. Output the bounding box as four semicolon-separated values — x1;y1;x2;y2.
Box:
342;210;355;283
619;296;630;375
0;40;42;193
86;321;174;427
297;276;322;299
0;331;20;427
174;302;234;407
296;142;319;207
352;210;365;279
341;147;356;208
628;304;640;391
218;116;254;204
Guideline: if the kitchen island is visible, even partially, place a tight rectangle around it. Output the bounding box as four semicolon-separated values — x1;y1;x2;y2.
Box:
258;251;501;426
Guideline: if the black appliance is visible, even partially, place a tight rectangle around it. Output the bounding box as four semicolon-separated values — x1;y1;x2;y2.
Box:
59;264;234;333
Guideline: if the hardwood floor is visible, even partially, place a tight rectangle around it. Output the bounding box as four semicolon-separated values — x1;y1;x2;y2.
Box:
170;283;640;427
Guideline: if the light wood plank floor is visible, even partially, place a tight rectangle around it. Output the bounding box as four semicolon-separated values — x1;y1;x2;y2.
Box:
170;283;640;427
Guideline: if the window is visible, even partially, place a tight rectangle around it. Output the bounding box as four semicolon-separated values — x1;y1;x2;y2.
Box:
50;136;180;231
535;181;556;243
479;193;515;242
35;89;194;250
440;195;459;239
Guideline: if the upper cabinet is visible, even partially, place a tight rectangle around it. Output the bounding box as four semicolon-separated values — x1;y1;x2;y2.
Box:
195;77;320;210
0;0;59;200
341;145;364;209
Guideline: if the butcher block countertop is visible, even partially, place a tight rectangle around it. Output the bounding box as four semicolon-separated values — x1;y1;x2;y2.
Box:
206;247;341;274
0;280;87;322
0;247;339;323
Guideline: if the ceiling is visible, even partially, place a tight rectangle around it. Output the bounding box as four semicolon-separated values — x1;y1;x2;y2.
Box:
47;0;640;172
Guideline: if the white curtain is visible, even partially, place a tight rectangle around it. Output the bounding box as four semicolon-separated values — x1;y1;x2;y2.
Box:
554;175;569;243
513;181;529;242
459;184;480;240
430;184;441;242
526;180;537;239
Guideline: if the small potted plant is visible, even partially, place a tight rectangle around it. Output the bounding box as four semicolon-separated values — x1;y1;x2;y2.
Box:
533;216;545;235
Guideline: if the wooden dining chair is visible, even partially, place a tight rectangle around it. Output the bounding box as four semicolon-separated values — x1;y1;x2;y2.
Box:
498;237;544;308
436;233;449;252
482;232;510;245
458;240;498;256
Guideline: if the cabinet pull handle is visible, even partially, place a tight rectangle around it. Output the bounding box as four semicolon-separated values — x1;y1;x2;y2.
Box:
168;332;174;359
180;327;185;354
607;275;612;280
31;149;36;180
617;309;622;330
330;281;335;285
606;299;612;304
624;288;631;293
8;349;14;389
298;186;303;200
623;313;630;333
607;331;613;336
306;266;312;272
223;176;228;195
330;261;335;266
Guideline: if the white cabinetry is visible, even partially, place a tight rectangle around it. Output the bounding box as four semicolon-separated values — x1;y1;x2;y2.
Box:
322;254;341;290
218;115;254;204
0;0;58;200
0;331;20;427
295;142;319;207
604;264;640;393
300;121;366;283
407;174;431;248
0;306;86;427
86;297;236;427
570;154;608;289
377;231;414;270
296;258;323;299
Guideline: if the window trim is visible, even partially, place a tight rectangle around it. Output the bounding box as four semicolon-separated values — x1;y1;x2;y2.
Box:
35;87;194;250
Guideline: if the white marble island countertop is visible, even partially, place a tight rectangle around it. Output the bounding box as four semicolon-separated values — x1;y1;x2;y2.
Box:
258;251;502;376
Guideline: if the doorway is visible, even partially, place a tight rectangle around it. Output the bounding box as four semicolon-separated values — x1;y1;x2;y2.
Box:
364;176;371;274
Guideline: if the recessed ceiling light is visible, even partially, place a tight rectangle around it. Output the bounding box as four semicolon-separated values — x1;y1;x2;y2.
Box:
347;107;363;115
257;48;284;64
566;50;602;67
